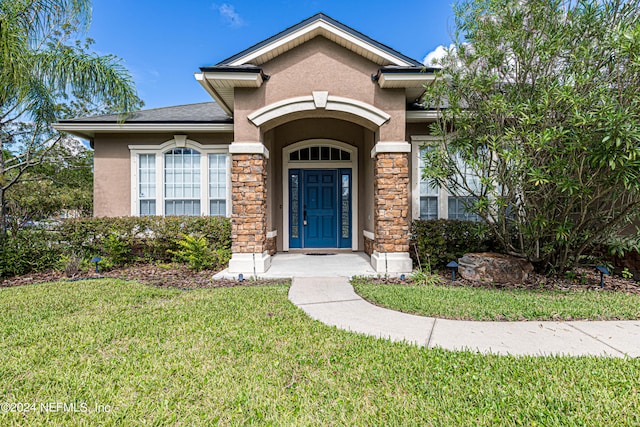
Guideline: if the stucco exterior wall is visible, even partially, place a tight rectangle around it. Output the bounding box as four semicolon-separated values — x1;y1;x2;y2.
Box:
92;133;233;217
233;36;406;142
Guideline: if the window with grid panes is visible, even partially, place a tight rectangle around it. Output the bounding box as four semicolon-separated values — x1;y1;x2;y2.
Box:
164;148;201;216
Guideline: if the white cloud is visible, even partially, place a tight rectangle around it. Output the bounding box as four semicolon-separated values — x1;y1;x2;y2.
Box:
213;3;245;28
423;44;455;67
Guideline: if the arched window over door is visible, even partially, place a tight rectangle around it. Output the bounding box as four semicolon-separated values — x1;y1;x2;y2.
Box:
289;145;351;162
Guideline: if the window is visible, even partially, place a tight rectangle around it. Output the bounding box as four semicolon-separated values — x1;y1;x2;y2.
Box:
139;154;156;216
130;139;229;217
418;146;439;220
289;145;350;161
209;154;227;216
165;148;201;216
412;135;483;222
448;196;481;221
449;152;482;222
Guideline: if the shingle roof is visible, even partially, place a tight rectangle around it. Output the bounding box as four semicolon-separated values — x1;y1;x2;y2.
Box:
60;102;232;124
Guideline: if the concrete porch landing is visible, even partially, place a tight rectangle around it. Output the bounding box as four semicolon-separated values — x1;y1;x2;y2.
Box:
289;277;640;358
213;252;377;279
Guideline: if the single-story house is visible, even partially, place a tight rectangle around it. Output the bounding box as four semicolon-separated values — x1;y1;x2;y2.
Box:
55;13;473;274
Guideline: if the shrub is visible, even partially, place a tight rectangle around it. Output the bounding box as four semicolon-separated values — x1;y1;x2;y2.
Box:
0;216;232;278
410;219;497;270
169;234;231;271
411;265;443;286
101;231;132;267
57;253;83;277
57;216;231;264
0;230;61;278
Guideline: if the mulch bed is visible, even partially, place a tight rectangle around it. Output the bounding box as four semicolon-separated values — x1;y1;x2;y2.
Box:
369;267;640;295
0;264;288;289
2;264;638;295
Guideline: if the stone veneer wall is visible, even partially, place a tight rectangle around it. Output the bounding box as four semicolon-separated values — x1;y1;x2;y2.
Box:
373;152;409;253
231;154;268;253
265;236;277;256
364;236;374;256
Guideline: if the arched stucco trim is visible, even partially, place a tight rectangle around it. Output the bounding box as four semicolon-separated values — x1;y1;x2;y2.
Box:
247;93;391;129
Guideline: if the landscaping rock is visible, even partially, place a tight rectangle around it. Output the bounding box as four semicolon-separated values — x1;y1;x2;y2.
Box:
458;252;534;283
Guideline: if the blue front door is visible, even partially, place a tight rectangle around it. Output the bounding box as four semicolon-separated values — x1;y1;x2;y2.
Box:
289;169;351;249
304;170;337;248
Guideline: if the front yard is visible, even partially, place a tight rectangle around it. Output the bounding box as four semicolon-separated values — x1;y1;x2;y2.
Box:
1;279;639;425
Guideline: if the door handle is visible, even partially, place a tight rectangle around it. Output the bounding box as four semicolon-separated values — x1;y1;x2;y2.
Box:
303;207;307;226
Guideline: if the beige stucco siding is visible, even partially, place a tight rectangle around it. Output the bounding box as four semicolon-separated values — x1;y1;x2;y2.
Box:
93;133;233;217
234;36;406;143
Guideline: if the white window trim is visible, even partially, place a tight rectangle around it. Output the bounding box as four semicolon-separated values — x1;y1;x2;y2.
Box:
412;135;449;220
129;136;230;217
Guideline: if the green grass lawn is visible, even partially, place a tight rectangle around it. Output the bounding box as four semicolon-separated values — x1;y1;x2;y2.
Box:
1;280;639;426
353;277;640;321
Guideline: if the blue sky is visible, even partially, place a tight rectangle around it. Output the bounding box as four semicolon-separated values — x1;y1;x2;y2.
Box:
87;0;455;110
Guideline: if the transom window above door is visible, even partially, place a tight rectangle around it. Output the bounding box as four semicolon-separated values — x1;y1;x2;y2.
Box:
289;145;351;161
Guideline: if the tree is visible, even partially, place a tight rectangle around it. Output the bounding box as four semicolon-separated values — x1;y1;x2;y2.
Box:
0;0;141;234
5;136;93;232
424;0;640;272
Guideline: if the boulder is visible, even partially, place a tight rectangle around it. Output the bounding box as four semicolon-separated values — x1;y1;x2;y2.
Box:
458;252;534;283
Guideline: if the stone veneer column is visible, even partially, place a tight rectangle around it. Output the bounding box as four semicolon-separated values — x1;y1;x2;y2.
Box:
227;142;271;274
370;142;413;274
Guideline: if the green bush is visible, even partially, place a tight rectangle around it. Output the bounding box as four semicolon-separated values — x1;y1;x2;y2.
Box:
101;231;132;267
57;216;231;264
169;234;231;271
0;230;61;278
0;216;232;278
410;219;497;270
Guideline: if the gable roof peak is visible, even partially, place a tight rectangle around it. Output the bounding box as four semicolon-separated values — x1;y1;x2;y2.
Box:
214;12;422;68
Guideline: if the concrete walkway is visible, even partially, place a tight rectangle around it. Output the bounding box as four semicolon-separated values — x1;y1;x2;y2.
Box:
289;277;640;358
214;252;377;279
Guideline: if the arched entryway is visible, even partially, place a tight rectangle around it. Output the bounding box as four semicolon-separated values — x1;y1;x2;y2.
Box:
228;93;412;274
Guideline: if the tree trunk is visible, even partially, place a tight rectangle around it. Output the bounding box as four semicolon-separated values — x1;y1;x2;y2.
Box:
0;187;6;237
0;127;6;237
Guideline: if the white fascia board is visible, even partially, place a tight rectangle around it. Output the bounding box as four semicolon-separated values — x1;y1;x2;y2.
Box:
53;123;234;139
406;110;441;123
229;20;413;67
378;73;436;88
195;73;234;116
201;72;264;88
